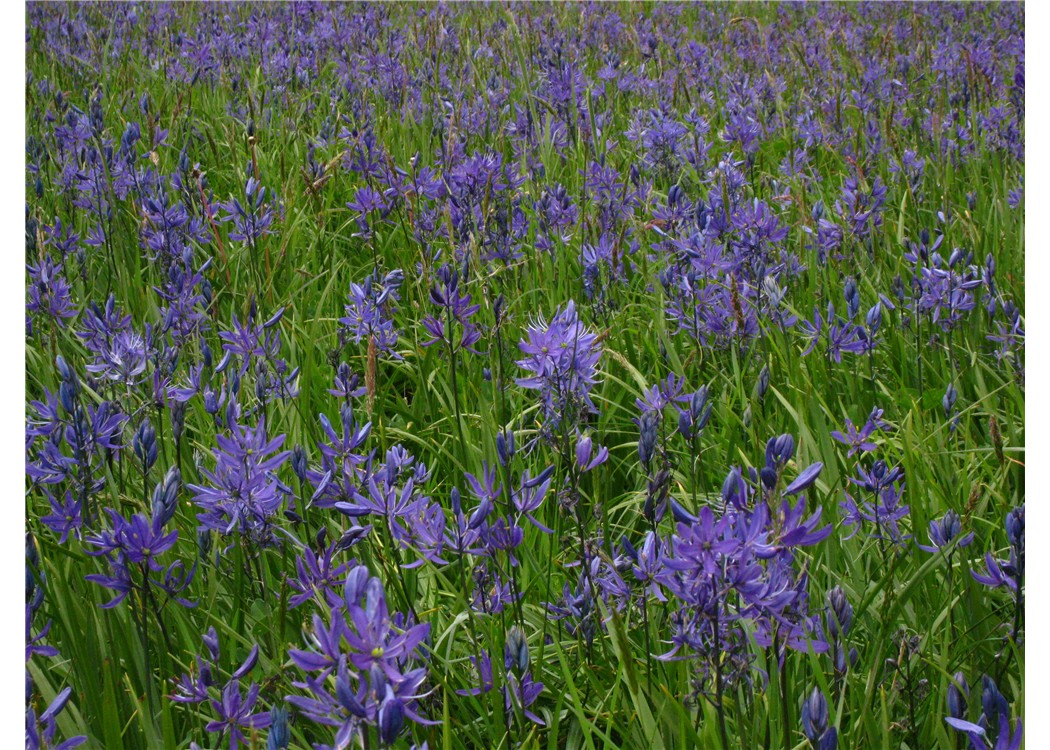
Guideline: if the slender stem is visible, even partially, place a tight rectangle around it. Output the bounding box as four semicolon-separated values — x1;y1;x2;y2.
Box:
712;578;729;750
137;563;156;716
641;590;653;694
777;633;791;750
447;327;468;471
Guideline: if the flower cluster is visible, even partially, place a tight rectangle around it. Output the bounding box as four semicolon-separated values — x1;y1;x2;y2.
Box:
516;300;602;435
287;564;434;746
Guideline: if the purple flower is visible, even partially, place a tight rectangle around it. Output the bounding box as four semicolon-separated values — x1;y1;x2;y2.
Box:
342;572;431;679
27;255;77;329
340;270;404;358
831;407;888;457
288;543;352;610
84;328;151;386
329;362;366;400
26;687;87;750
777;497;832;548
220;176;279;245
189;416;291;537
575;433;608;473
971;552;1021;592
516;300;602;433
918;510;975;554
205;680;273;750
421;264;482;355
631;531;667;602
663;506;739;580
947;713;1022;750
456;647;545;727
40;491;83;544
218;305;298;401
85;508;178;571
840;460;912;547
286;564;435;744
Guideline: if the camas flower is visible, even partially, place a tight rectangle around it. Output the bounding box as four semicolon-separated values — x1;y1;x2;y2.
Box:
516;300;602;434
831;407;889;457
205;680;273;750
26;686;87;750
421;263;482;355
220;175;278;245
85;508;178;571
26;255;77;329
189;416;291;536
340;270;404;357
287;565;435;745
918;510;975;554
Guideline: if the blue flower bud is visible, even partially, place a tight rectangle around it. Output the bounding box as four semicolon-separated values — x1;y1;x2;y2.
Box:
947;671;969;720
691;386;709;419
344;565;371;606
866;301;883;333
494;293;506;327
981;675;1008;729
818;727;838;750
197;529;212;559
170;401;186;443
826;585;853;637
232;644;259;679
505;625;530;673
59;380;78;414
844;278;860;320
1006;506;1024;551
55;355;74;383
760;466;778;490
669;497;697;525
757;365;770;402
336;525;372;551
151;466;181;528
620;535;638;562
575;434;593;469
267;705;290;750
722;467;745;509
378;685;404;746
801;687;829;743
496;428;515;467
202;626;221;663
291;444;308;482
678;410;693;440
468;497;492;530
943;382;958;417
203;387;221;414
134;419;158;472
450;486;462;517
638;411;660;469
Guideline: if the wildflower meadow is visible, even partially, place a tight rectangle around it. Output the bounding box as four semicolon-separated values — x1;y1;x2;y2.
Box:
23;3;1025;749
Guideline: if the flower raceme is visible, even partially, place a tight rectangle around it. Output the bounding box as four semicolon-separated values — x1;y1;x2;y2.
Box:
516;300;602;434
189;416;291;537
341;270;404;358
421;263;482;355
287;564;435;746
